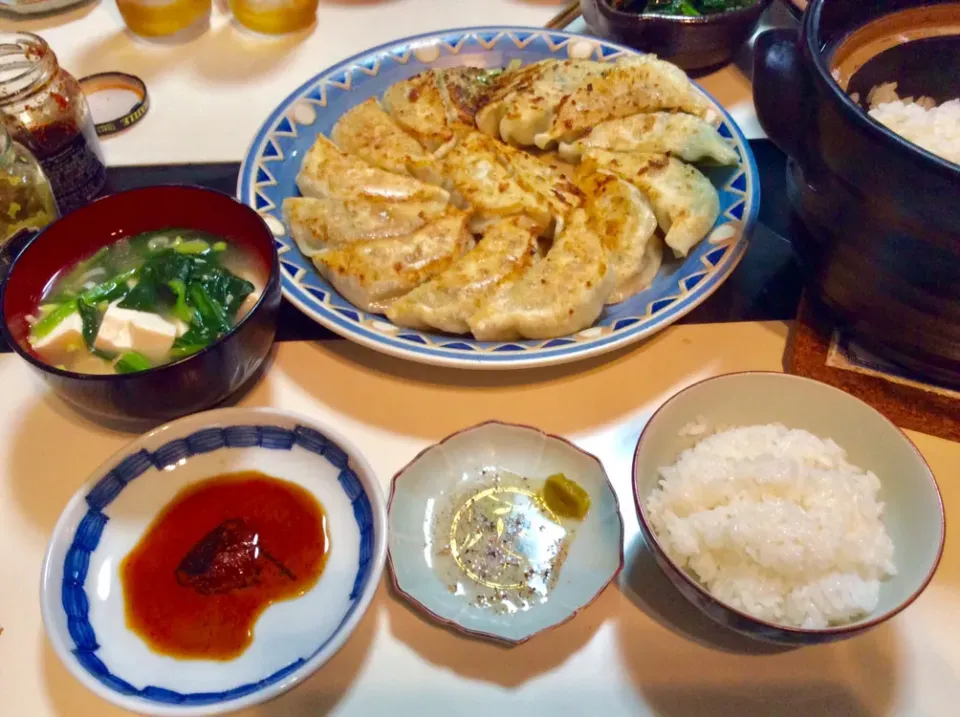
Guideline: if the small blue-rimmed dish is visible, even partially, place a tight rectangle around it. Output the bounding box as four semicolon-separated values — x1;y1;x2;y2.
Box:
388;421;624;644
40;407;387;716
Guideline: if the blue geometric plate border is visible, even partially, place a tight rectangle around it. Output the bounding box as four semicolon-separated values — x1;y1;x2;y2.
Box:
60;424;376;707
238;26;760;369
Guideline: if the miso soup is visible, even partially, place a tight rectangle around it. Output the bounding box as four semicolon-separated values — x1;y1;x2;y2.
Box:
27;229;266;374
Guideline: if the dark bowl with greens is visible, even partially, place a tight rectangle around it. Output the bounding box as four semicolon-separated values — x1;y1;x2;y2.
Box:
0;185;280;422
581;0;772;71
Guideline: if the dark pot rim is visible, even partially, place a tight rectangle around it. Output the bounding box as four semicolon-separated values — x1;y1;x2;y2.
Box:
0;184;280;384
595;0;772;26
803;0;960;179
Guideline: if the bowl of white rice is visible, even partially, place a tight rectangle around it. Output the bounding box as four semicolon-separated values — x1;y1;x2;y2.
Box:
633;372;944;645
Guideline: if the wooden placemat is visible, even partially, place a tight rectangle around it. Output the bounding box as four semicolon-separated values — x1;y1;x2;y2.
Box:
785;295;960;442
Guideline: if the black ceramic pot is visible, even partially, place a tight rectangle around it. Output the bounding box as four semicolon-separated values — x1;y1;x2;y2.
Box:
581;0;772;71
754;0;960;386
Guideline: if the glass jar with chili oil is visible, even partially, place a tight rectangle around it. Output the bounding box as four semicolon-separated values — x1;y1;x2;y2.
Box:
0;33;107;215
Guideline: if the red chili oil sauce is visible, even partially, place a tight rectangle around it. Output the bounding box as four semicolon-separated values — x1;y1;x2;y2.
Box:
120;471;329;660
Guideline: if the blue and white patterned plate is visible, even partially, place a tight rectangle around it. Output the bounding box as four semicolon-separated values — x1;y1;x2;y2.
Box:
238;27;759;369
40;408;387;716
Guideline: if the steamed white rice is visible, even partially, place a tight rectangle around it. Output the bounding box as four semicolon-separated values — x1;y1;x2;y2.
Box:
646;423;897;629
867;82;960;166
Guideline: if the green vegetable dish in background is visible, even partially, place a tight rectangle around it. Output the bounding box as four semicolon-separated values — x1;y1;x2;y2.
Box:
612;0;756;16
27;230;265;375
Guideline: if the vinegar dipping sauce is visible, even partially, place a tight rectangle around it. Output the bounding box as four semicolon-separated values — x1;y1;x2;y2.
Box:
120;471;330;660
431;469;589;614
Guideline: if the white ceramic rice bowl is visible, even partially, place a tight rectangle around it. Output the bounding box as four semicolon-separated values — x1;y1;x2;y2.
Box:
632;372;945;644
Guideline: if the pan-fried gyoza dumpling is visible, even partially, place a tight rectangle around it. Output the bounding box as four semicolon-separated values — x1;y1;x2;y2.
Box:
559;112;739;165
494;141;583;225
534;56;712;149
632;233;665;300
580;172;659;304
437;67;498;127
382;71;454;152
297;134;450;205
386;215;541;334
468;209;615;340
476;59;608;147
580;149;719;257
283;195;450;255
331;98;443;184
442;131;553;233
312;210;473;313
382;69;496;153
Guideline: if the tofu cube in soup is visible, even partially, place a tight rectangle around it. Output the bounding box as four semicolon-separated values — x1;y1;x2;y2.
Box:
94;304;178;363
30;312;85;365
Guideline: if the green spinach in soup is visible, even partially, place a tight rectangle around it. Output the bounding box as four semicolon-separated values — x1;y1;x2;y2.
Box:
28;230;264;374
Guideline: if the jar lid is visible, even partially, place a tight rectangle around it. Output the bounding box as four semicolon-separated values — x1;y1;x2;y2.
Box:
78;72;149;137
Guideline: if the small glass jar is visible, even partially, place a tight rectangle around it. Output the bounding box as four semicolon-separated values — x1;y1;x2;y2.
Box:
0;32;107;215
229;0;319;35
116;0;213;38
0;123;58;279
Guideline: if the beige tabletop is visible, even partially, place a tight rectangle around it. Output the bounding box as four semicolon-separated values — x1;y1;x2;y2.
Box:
0;0;797;166
2;321;958;716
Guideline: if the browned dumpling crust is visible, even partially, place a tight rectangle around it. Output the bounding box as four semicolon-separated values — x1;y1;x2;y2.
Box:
535;56;711;149
440;131;554;234
579;149;720;258
285;55;726;338
296;134;449;205
579;171;659;304
283;195;450;255
312;210;473;313
332;98;443;185
476;59;608;147
468;209;615;341
387;215;541;334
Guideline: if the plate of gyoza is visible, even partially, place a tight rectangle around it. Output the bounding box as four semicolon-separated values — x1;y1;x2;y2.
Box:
239;27;758;369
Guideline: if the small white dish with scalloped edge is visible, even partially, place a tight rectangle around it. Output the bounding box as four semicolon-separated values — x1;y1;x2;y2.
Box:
387;421;624;644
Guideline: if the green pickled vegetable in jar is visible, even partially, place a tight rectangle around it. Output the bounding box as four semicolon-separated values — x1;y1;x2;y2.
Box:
0;122;57;250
